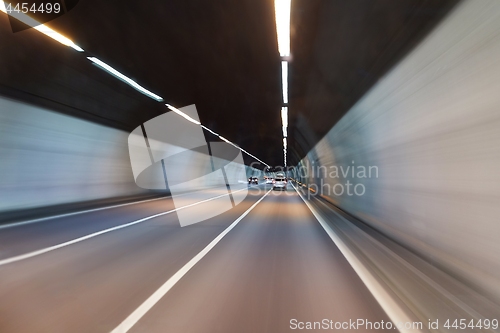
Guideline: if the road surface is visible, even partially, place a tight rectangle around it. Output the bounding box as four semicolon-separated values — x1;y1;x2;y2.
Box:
0;184;390;333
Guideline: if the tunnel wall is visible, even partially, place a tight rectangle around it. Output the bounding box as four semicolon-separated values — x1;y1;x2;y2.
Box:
0;96;148;212
295;0;500;303
0;96;261;214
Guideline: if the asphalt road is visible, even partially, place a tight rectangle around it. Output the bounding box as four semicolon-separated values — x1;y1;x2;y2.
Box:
0;184;390;333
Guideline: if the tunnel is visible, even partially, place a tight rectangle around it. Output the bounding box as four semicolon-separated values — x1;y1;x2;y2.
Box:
1;0;500;332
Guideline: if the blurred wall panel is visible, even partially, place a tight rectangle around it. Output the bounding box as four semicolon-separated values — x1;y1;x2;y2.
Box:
0;96;264;215
298;0;500;303
0;96;147;211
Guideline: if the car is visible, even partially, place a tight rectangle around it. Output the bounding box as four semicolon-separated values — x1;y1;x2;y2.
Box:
272;177;287;190
248;177;258;184
265;176;274;184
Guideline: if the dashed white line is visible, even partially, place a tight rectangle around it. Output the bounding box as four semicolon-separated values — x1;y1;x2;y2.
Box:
0;196;170;231
0;186;259;266
110;188;271;333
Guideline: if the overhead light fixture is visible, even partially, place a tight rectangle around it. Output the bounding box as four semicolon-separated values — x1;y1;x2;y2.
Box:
219;135;239;148
88;57;163;101
201;125;219;137
242;150;270;168
275;0;291;166
0;1;84;52
281;107;288;127
281;107;288;136
219;135;269;167
0;2;271;170
177;120;269;167
36;25;84;52
281;61;288;104
274;0;291;57
165;104;201;124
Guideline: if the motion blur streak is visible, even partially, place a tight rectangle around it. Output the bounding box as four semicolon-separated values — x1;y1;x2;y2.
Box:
0;1;83;51
2;0;500;332
88;57;163;101
294;0;500;312
0;186;252;266
0;96;146;212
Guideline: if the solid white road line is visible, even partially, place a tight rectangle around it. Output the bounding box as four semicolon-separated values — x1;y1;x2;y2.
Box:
0;186;259;267
110;188;272;333
0;197;170;231
292;184;423;333
0;185;264;231
0;186;226;231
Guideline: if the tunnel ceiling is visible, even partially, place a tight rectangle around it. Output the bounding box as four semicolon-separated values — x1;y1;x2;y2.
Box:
0;0;459;167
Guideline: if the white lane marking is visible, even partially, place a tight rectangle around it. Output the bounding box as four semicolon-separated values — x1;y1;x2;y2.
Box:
110;188;272;333
0;186;260;267
292;184;423;333
0;197;169;231
0;185;263;231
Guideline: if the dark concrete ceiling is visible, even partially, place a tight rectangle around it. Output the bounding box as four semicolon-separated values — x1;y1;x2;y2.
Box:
0;0;459;168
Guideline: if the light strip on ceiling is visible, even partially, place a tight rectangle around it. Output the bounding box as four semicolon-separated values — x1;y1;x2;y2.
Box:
274;0;291;57
87;57;163;101
219;135;239;148
281;106;288;127
0;1;269;168
281;61;288;104
281;105;288;165
200;125;219;137
243;152;270;168
0;1;84;52
274;0;291;168
165;104;201;124
166;106;270;167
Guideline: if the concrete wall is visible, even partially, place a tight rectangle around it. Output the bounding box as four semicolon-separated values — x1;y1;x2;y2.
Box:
0;96;147;212
0;96;262;214
295;0;500;303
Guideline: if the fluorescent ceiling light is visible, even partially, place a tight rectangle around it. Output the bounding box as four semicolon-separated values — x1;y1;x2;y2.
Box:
219;135;237;147
243;150;270;168
282;126;287;137
201;125;219;137
0;2;271;169
274;0;291;57
165;104;201;124
36;26;84;51
88;57;163;101
0;1;83;52
281;106;288;127
218;136;229;144
282;61;288;104
283;137;287;148
220;135;270;167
